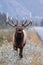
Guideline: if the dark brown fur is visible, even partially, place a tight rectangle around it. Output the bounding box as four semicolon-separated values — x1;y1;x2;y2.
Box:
13;26;26;58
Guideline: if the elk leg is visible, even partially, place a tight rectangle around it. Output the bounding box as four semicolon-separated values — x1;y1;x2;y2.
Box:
19;48;23;58
13;45;18;51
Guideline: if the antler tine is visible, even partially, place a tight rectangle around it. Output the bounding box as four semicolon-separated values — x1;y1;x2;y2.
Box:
25;20;32;27
22;17;27;26
22;20;27;26
22;17;25;26
16;19;18;25
6;13;15;27
6;13;9;23
23;19;27;25
11;17;14;24
22;20;24;26
24;21;32;28
24;12;32;28
23;16;27;25
15;16;18;26
11;20;14;24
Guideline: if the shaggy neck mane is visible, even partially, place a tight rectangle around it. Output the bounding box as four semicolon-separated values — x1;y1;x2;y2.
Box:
15;31;24;45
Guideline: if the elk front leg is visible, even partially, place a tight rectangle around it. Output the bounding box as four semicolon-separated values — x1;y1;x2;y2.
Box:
19;48;23;58
13;44;18;51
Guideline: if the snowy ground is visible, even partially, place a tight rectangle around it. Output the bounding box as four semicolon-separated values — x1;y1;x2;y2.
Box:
0;40;43;65
34;27;43;42
0;27;43;65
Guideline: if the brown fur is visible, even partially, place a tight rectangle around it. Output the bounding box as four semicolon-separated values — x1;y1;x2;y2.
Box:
13;26;27;58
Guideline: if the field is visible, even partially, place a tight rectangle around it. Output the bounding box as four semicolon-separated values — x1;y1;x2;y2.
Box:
0;27;43;65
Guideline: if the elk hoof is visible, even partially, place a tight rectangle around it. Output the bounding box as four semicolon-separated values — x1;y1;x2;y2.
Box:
19;54;23;58
13;46;17;51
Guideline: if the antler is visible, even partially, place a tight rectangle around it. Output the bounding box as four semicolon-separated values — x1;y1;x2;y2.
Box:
11;17;14;24
22;19;32;28
24;21;32;28
15;18;18;26
22;19;27;26
6;13;18;27
22;14;32;28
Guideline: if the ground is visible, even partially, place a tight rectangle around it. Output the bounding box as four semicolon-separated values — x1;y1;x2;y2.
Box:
0;27;43;65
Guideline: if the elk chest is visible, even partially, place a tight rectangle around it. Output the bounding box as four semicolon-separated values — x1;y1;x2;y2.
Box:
15;31;24;46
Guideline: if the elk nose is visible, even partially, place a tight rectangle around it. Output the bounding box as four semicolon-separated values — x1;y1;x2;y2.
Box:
18;29;21;31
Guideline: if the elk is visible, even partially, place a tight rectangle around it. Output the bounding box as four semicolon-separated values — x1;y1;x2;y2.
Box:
6;15;32;58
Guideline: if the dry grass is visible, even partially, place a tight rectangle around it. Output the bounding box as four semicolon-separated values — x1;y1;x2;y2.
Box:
0;28;43;65
0;29;14;42
27;30;41;45
0;28;41;45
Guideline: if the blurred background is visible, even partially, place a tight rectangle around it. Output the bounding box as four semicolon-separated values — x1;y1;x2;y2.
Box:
0;0;43;65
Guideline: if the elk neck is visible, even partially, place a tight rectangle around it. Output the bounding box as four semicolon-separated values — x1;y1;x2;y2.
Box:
15;30;24;45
